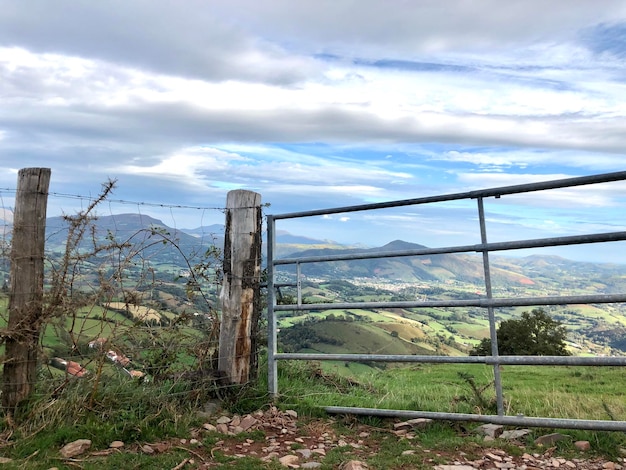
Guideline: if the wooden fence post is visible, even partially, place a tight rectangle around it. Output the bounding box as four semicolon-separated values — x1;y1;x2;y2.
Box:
2;168;51;412
218;190;262;384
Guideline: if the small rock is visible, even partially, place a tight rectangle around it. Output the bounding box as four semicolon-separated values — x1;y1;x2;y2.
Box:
60;439;92;458
434;466;476;470
486;452;503;462
109;441;124;449
203;423;217;432
402;450;416;455
296;449;312;459
603;463;616;469
500;429;531;440
534;432;569;446
476;423;503;438
240;415;258;431
279;454;299;467
0;457;13;464
216;416;231;424
285;410;298;419
575;440;591;451
301;463;322;469
216;423;229;434
140;444;155;454
343;461;368;470
393;418;433;430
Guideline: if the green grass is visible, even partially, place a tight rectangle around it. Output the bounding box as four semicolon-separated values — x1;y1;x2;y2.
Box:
275;361;626;421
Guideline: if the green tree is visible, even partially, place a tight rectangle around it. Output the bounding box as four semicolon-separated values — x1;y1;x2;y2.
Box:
470;308;570;356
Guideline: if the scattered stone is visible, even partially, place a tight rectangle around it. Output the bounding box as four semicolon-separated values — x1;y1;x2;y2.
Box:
216;423;229;434
109;441;124;449
285;410;298;419
434;466;476;470
216;416;232;424
393;418;433;431
140;444;155;454
401;450;416;455
575;440;591;451
240;415;258;431
301;463;322;469
60;439;92;458
500;429;531;440
343;461;368;470
296;449;312;459
0;457;13;464
534;432;569;446
202;423;217;432
476;423;503;438
278;454;299;467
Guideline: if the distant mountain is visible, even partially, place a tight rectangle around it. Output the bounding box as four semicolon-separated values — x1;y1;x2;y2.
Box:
275;230;335;245
2;213;625;293
43;214;222;267
282;240;626;292
182;224;225;238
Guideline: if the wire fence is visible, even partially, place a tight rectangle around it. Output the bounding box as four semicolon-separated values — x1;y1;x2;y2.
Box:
0;186;259;408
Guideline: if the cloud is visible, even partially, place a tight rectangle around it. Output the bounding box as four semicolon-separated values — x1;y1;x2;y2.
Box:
0;1;319;85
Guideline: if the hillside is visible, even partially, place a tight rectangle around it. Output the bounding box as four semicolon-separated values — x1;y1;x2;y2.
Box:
284;240;626;293
2;213;626;355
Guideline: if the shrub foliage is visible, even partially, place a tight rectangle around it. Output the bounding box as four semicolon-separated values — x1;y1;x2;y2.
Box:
470;308;570;356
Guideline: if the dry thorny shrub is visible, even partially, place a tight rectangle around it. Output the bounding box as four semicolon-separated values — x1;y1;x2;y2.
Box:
1;179;227;425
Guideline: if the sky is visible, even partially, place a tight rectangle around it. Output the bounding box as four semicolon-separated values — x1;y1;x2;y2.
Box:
1;0;626;263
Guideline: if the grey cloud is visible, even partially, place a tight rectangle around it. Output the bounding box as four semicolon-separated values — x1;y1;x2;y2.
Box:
211;0;626;56
0;0;317;84
3;98;626;162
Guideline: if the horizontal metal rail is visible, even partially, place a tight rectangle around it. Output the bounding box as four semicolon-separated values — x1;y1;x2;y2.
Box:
275;353;626;366
273;170;626;220
275;231;626;265
274;292;626;312
325;407;626;432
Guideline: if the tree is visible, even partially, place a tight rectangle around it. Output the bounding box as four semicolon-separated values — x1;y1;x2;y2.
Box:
470;308;570;356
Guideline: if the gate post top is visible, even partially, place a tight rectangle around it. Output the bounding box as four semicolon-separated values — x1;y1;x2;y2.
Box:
225;190;261;208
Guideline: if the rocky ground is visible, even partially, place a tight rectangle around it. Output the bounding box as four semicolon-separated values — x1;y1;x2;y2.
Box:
50;407;625;469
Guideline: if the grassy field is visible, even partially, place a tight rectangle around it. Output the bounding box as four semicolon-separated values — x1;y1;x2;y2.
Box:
277;361;626;422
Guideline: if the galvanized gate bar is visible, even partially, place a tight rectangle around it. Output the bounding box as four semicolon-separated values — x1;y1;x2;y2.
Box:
275;230;626;265
272;170;626;220
274;353;626;366
266;171;626;430
273;292;626;312
324;407;626;432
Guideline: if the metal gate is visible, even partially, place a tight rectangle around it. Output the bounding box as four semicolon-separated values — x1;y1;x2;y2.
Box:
266;171;626;431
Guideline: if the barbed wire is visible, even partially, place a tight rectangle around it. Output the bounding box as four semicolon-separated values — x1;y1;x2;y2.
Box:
0;187;228;211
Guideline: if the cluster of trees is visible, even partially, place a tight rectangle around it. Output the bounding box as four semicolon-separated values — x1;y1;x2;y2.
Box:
470;308;570;356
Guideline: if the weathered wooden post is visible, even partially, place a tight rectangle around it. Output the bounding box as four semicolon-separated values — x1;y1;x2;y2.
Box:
2;168;51;412
218;189;262;384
